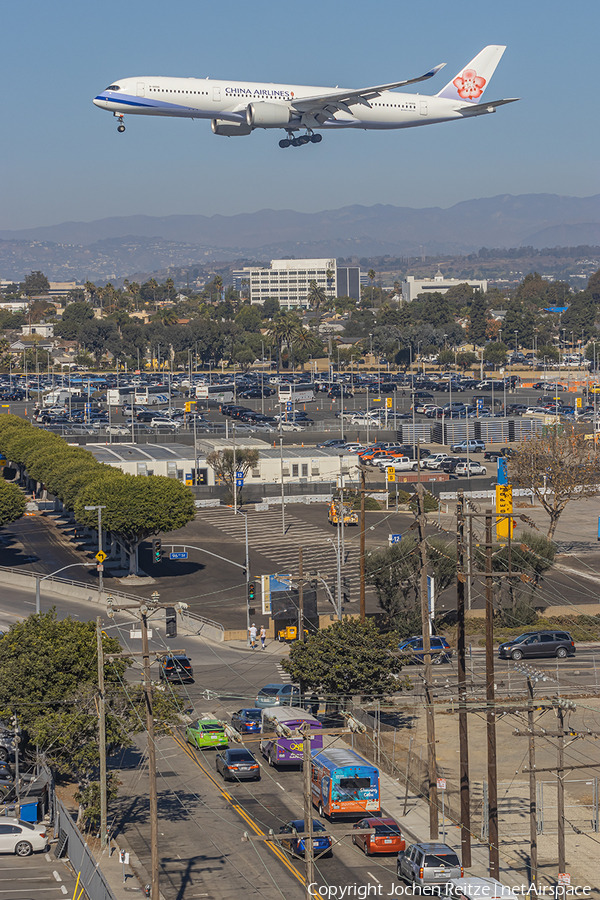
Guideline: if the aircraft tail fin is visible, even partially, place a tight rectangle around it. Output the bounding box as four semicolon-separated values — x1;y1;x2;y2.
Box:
436;45;506;103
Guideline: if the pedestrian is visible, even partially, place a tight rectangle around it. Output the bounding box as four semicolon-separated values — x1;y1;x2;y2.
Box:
248;623;257;649
260;625;267;650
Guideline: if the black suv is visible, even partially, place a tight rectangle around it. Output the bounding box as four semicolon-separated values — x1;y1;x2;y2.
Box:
498;630;575;661
159;654;194;683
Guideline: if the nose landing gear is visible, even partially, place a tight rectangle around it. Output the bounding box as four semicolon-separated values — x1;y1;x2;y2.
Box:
115;114;126;133
279;130;322;148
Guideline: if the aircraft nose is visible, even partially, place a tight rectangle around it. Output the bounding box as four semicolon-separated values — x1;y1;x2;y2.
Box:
93;95;107;108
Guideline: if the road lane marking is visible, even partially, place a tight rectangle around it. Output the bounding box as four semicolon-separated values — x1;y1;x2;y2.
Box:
173;732;305;886
52;871;62;882
367;872;381;883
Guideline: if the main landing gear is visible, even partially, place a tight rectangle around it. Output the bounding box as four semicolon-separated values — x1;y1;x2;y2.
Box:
115;114;126;133
279;131;322;148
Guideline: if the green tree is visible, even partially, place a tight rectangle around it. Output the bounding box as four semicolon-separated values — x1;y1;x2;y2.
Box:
456;351;478;371
468;290;488;346
235;305;262;332
307;281;327;322
538;344;559;363
437;349;455;368
55;302;95;340
367;269;376;305
261;298;280;319
365;540;420;633
21;271;50;297
0;612;181;823
75;474;196;575
483;341;508;368
206;448;259;506
281;618;404;701
0;480;25;526
267;311;301;371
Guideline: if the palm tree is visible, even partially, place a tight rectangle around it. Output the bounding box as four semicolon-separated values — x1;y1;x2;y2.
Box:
368;269;376;306
307;280;327;326
267;311;301;372
153;308;179;326
293;327;322;371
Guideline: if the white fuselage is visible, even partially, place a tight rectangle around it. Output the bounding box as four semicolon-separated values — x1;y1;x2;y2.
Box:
93;75;472;131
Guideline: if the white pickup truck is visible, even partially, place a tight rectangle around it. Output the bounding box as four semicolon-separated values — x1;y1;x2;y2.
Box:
422;453;450;470
375;456;417;472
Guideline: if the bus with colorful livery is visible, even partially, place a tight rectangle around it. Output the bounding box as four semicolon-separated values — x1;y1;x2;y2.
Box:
260;707;323;768
311;748;380;819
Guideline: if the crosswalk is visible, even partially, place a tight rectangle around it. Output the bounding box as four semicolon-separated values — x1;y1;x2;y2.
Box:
195;506;368;612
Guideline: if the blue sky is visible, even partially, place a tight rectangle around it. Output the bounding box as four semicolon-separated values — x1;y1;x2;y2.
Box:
2;0;599;230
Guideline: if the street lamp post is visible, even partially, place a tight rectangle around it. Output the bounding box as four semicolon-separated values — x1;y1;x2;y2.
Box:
326;538;342;620
35;563;95;614
85;505;107;597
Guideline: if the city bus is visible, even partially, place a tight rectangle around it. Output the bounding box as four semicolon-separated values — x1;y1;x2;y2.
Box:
278;383;315;403
195;384;236;403
260;707;323;767
311;748;380;819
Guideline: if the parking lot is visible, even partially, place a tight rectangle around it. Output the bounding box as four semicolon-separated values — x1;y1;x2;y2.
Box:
0;850;84;898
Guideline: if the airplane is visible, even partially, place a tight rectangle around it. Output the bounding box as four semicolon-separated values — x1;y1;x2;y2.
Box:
93;45;518;149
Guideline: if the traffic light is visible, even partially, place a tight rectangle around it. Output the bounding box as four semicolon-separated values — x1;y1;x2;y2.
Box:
153;538;162;564
165;606;177;638
248;582;256;611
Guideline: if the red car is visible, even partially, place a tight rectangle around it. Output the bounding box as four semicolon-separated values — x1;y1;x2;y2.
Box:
352;817;405;855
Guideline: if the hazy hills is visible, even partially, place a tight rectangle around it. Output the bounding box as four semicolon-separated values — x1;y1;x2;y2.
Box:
0;193;599;282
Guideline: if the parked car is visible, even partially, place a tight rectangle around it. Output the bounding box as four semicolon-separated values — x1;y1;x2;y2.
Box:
105;425;131;436
215;747;261;781
397;636;453;665
150;417;181;428
352;817;405;855
422;453;450;470
255;683;301;708
316;439;348;449
497;630;575;661
454;461;487;476
440;457;466;474
230;708;262;734
278;819;332;858
397;842;463;885
0;820;48;857
159;654;194;683
450;439;486;453
185;718;228;750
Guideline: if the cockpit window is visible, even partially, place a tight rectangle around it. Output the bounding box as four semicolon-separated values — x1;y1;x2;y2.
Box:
106;85;120;91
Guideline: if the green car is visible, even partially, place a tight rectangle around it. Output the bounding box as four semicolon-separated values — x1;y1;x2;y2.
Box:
185;718;229;750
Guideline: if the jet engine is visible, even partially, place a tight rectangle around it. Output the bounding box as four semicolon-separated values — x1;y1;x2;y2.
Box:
211;119;252;136
246;102;292;127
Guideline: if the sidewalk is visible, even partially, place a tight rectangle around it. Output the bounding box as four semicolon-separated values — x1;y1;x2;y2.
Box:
380;769;527;886
87;835;166;900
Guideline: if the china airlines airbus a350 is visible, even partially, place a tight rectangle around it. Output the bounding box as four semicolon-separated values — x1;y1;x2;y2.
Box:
93;45;518;148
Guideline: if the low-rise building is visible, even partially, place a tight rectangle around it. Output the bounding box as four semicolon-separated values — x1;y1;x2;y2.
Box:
402;271;488;303
21;324;54;338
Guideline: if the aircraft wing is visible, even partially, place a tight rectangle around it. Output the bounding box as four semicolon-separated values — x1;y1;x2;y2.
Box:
290;63;446;116
456;97;520;114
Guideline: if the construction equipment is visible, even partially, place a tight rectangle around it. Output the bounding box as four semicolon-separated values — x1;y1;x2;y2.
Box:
327;500;358;526
277;625;309;643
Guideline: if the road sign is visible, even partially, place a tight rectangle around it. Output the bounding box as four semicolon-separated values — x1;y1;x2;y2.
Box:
437;778;447;791
286;402;292;412
386;466;396;482
107;389;120;405
169;551;188;560
389;534;402;544
95;550;107;563
496;484;514;539
129;629;153;639
576;397;582;408
558;874;571;886
386;397;393;408
97;564;104;572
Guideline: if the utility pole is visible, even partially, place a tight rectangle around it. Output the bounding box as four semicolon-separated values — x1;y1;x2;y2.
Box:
456;493;471;867
359;468;366;621
96;618;107;851
557;704;566;877
298;546;305;642
416;484;438;839
485;509;499;878
302;723;314;887
141;605;160;900
526;676;538;884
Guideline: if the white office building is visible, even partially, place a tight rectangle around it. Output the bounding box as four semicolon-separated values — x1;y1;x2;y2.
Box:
402;271;488;303
234;259;341;310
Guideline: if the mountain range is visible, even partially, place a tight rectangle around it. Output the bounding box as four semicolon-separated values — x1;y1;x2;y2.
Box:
1;193;599;283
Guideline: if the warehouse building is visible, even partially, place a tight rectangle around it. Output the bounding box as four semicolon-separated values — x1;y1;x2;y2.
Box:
402;271;488;303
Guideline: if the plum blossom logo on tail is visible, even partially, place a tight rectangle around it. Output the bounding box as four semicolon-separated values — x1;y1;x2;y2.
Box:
453;68;486;100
